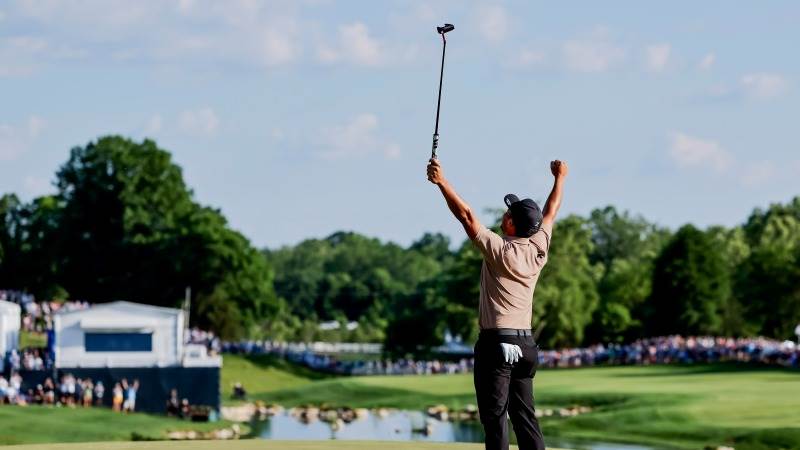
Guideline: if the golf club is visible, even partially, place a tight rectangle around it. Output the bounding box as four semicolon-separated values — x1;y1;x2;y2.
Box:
432;23;454;159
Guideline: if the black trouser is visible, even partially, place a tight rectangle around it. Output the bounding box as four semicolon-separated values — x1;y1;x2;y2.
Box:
473;332;545;450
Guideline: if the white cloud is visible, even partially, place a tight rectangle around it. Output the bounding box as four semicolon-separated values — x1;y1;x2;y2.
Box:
338;22;382;66
177;0;196;15
562;31;625;73
0;116;45;160
6;1;303;72
669;132;731;172
27;116;45;137
179;107;219;136
318;113;399;159
316;22;416;68
740;73;788;100
476;5;509;44
0;35;48;76
145;114;163;135
698;53;715;71
741;161;777;187
384;144;401;160
513;48;547;68
414;4;436;22
0;124;25;161
321;113;377;156
258;27;298;66
316;44;339;63
645;43;671;72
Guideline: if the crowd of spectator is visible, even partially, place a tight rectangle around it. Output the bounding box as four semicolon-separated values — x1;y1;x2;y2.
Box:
165;388;193;419
185;328;221;355
225;335;800;375
0;372;139;411
1;289;90;334
2;348;50;372
537;335;799;369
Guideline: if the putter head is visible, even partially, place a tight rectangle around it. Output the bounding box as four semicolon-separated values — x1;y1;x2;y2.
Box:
436;23;455;34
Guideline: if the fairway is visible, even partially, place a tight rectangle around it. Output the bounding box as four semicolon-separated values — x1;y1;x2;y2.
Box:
4;442;513;450
228;358;800;450
2;361;797;449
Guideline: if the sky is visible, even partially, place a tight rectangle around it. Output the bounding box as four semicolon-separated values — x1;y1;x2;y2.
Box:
1;0;799;249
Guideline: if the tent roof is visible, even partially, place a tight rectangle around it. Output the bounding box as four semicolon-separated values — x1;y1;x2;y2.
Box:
56;300;181;317
0;299;21;314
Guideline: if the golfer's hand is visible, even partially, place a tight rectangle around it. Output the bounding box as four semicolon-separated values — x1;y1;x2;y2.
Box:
427;158;445;185
551;160;568;179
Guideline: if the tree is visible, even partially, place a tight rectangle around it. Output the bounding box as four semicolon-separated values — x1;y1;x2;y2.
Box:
534;215;602;347
383;284;447;358
269;230;448;341
50;136;277;339
646;225;729;336
584;206;671;343
707;225;752;336
737;206;800;339
440;239;483;343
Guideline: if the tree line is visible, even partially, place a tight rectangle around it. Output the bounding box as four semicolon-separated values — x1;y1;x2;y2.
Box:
1;137;798;355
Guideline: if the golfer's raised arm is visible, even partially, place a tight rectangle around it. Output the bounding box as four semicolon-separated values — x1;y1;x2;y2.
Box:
542;160;568;226
427;158;482;239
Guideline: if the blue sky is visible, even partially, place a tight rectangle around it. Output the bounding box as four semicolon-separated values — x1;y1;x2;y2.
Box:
1;1;799;249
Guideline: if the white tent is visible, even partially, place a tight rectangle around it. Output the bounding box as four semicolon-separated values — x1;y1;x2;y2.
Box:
0;300;21;356
53;301;222;368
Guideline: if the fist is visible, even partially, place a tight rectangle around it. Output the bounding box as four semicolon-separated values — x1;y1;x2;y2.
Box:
427;158;445;185
550;160;568;178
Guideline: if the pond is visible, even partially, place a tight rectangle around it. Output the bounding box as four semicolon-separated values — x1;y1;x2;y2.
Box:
250;409;661;450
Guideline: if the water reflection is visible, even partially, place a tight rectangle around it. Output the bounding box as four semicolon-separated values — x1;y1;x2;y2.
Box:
252;409;659;450
254;409;483;442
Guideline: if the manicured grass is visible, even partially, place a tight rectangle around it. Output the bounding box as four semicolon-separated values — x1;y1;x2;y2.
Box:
220;354;330;405
4;441;516;450
232;360;800;450
5;358;797;449
0;406;237;446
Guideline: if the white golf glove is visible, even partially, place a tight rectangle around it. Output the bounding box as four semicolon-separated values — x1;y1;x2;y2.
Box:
500;343;523;364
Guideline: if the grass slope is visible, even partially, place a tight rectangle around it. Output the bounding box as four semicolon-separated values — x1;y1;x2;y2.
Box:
0;406;232;446
221;354;330;405
234;361;800;450
4;441;516;450
3;358;796;449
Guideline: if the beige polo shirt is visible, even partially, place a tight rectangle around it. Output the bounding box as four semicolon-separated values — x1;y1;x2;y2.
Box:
472;222;552;330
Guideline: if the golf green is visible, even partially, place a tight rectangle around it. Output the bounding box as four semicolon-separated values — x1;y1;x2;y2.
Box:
224;357;800;449
2;360;797;449
3;442;528;450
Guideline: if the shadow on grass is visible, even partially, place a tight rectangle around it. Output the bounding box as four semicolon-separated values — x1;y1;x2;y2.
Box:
732;428;800;450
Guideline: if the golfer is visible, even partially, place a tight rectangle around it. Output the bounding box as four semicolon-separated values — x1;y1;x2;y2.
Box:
427;157;567;450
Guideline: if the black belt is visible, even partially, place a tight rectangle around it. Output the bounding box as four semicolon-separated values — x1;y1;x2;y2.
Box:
480;328;532;337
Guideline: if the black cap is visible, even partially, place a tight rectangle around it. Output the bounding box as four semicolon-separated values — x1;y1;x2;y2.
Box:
504;194;543;238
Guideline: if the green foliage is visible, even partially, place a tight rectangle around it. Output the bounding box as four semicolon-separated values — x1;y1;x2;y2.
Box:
646;225;730;336
0;136;277;339
736;200;800;339
534;215;602;347
267;231;446;344
584;206;671;343
2;134;798;348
